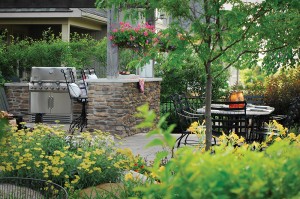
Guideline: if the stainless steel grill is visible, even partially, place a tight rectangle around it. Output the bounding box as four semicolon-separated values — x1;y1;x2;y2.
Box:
29;67;76;122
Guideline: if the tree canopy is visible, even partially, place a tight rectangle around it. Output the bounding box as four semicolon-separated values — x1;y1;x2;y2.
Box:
96;0;300;149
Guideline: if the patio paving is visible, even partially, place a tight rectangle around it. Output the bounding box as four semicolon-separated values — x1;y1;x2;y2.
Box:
26;123;198;162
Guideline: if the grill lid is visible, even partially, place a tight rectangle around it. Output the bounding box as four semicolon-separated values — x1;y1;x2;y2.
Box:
30;67;76;83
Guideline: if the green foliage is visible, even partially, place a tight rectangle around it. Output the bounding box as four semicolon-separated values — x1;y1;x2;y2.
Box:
135;103;176;150
139;127;300;198
156;48;229;101
97;0;300;149
264;66;300;114
0;29;107;80
149;140;300;199
0;124;134;191
241;66;267;95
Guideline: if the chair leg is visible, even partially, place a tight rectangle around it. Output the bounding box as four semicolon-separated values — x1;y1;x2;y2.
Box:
69;101;87;134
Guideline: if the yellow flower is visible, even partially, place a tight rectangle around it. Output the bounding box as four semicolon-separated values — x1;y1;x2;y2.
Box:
124;173;133;181
150;172;157;178
84;152;91;157
64;182;70;188
158;166;165;172
288;133;296;139
71;175;80;184
63;146;70;150
94;149;104;155
107;156;113;160
65;175;69;179
93;167;101;172
275;137;282;142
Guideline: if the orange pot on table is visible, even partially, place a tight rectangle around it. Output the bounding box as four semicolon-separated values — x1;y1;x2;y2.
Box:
229;91;245;108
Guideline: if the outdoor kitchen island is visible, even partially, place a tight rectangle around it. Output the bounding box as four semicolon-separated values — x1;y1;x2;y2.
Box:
85;77;162;137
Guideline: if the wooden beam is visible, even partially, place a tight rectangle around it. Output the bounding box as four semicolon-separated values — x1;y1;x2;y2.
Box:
0;0;96;8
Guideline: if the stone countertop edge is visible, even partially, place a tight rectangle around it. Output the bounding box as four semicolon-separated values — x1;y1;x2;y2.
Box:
4;82;29;86
4;77;163;86
86;77;163;83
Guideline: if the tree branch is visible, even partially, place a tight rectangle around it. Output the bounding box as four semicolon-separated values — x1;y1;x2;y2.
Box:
213;44;289;78
209;6;271;63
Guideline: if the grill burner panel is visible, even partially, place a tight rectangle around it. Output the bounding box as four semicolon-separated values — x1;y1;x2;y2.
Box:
29;67;75;92
29;82;68;92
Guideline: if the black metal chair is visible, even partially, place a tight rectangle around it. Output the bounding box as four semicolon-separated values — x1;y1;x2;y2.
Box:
245;94;287;128
211;101;252;144
171;93;204;148
83;67;97;80
244;95;265;105
61;68;88;134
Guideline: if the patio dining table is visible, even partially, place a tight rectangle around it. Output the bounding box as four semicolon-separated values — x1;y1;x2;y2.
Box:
197;104;275;117
197;103;275;139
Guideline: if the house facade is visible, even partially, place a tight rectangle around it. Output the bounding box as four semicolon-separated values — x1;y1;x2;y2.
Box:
0;8;107;41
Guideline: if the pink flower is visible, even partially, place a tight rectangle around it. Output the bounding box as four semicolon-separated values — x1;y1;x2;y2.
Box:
109;36;114;40
144;31;148;36
112;29;118;33
134;27;140;32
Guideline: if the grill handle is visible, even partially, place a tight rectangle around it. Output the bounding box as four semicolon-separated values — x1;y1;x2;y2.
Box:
48;96;51;109
50;96;54;109
48;96;54;109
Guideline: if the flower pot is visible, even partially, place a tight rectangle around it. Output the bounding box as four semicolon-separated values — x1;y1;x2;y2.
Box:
229;91;245;108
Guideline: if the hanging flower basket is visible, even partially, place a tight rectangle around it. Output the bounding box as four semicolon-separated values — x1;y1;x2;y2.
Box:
110;22;156;50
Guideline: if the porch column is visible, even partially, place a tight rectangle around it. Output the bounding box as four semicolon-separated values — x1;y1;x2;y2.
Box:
107;8;119;78
61;23;70;42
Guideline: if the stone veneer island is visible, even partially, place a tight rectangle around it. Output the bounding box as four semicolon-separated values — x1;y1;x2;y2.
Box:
4;77;162;137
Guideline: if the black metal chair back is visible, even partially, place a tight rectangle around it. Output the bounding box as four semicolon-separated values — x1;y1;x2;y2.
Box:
244;95;265;105
61;68;88;134
74;69;88;97
0;87;9;112
171;93;204;147
211;101;249;140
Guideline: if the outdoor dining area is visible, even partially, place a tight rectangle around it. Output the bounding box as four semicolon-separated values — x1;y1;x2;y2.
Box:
170;92;284;148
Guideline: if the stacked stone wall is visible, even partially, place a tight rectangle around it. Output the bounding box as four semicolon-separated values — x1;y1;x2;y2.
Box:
4;84;30;121
87;81;161;137
4;80;161;137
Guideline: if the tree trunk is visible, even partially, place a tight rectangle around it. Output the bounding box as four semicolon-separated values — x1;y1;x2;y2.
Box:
205;62;213;150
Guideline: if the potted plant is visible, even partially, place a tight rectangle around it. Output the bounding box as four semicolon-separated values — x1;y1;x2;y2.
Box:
110;22;156;50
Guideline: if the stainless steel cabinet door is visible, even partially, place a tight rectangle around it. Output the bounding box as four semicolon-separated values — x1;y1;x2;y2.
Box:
50;92;72;114
30;92;52;113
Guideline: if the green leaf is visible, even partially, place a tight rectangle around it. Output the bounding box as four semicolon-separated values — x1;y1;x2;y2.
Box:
146;138;164;148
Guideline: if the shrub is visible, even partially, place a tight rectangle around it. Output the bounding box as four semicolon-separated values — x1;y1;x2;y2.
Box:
264;66;300;115
140;135;300;199
134;104;300;199
0;123;135;192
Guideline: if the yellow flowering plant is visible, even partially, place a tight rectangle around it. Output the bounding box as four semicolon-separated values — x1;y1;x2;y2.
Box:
0;123;135;192
133;104;300;198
